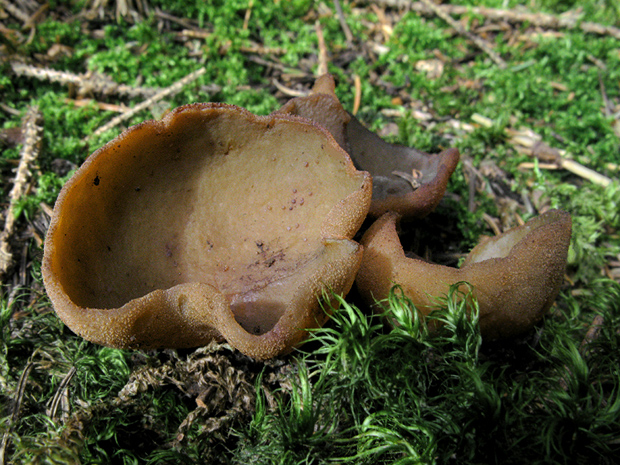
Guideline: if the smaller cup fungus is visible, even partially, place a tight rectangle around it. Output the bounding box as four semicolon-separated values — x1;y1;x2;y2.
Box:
356;210;572;339
42;103;372;360
275;74;460;218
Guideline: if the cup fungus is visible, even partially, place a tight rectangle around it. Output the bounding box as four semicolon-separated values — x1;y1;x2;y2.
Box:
42;103;372;360
356;210;572;339
275;74;460;218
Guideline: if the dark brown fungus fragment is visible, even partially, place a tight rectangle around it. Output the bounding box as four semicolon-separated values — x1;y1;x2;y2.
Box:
356;210;572;339
275;74;460;218
42;103;372;360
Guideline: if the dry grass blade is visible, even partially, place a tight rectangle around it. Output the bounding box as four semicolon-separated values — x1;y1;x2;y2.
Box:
46;366;77;422
272;78;308;97
0;105;42;278
352;74;362;115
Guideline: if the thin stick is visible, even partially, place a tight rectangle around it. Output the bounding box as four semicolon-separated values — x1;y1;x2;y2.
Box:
0;106;42;278
86;67;206;142
482;212;502;236
0;0;30;23
373;1;620;40
242;0;254;31
560;159;612;187
246;55;305;76
517;162;560;171
333;0;354;47
23;3;49;30
504;126;613;187
470;113;614;187
418;0;506;69
11;62;159;99
315;20;329;76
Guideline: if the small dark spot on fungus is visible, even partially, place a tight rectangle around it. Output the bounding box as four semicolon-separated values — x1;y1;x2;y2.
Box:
93;175;100;186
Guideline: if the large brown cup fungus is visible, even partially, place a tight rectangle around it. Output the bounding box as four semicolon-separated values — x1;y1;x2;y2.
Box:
275;74;460;218
42;103;372;360
356;210;572;338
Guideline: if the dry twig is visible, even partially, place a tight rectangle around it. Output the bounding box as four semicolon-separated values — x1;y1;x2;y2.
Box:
315;20;329;76
0;106;43;278
333;0;354;47
0;0;30;24
242;0;253;31
418;0;506;68
11;62;159;99
374;1;620;40
22;3;49;30
86;67;206;142
507;127;613;187
471;113;614;187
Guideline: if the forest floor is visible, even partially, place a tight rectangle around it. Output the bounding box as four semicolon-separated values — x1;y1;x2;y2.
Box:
1;1;620;463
